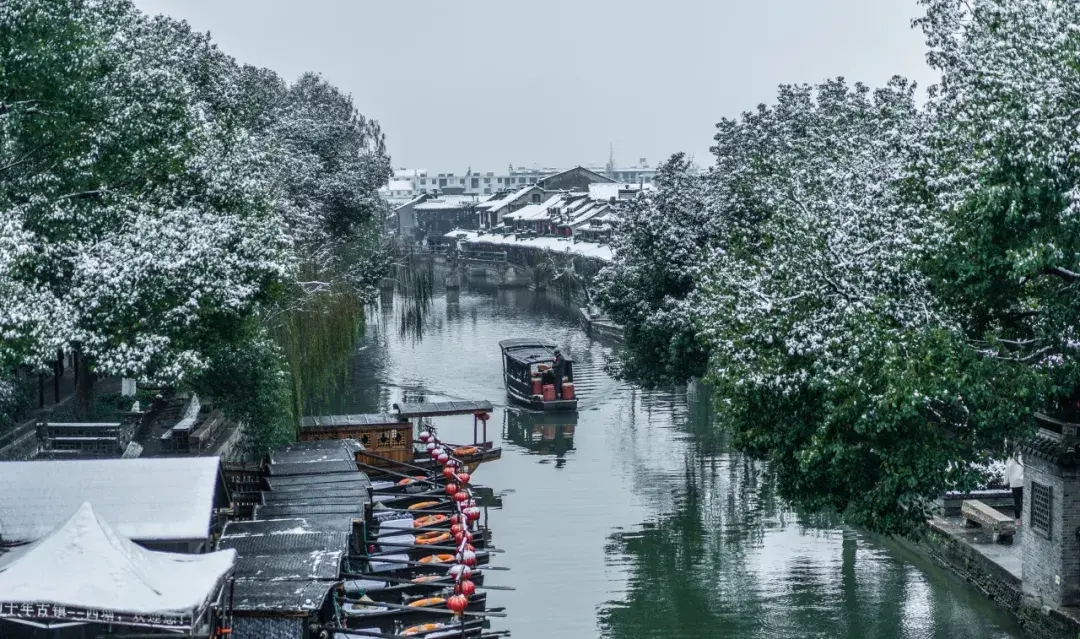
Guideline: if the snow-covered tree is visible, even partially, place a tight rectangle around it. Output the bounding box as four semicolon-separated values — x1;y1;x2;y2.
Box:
916;0;1080;406
0;0;288;415
0;0;392;444
595;153;712;386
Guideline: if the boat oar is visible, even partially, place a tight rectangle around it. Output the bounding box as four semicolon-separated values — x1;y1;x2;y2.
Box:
357;556;509;570
358;459;442;483
370;541;504;554
368;525;490;539
372;494;454;507
307;625;409;639
357;461;443;489
367;524;462;537
338;599;507;618
372;504;457;513
339;573;516;591
356;448;437;474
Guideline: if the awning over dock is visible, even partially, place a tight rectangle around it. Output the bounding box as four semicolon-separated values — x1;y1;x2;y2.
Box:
300;400;493;433
0;456;226;545
0;502;234;632
392;400;493;418
300;413;403;429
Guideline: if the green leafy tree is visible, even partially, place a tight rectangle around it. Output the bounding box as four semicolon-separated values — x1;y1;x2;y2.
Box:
596;153;712;386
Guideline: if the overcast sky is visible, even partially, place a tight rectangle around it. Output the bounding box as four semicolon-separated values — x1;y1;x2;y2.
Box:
134;0;935;173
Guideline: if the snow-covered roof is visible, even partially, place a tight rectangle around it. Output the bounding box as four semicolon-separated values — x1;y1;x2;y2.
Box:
393;194;427;211
587;182;652;201
504;194;566;222
414;195;481;211
477;185;538;211
568;204;605;227
445;229;613;261
0;457;222;542
385;180;414;192
0;502;234;626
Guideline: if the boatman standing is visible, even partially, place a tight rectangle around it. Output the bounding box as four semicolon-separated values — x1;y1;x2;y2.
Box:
1006;452;1024;526
552;349;566;400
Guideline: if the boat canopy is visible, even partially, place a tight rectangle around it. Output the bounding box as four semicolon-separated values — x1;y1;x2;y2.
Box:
498;338;558;351
500;339;572;365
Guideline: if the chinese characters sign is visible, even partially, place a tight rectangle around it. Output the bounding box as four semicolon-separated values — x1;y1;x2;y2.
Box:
0;602;192;629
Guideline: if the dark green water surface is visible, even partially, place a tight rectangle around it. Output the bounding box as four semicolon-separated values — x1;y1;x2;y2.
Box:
327;283;1027;639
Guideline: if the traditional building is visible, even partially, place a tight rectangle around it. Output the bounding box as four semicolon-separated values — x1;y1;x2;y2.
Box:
1021;413;1080;607
536;166;614;192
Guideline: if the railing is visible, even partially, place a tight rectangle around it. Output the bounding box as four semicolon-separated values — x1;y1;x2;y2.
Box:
460;250;508;263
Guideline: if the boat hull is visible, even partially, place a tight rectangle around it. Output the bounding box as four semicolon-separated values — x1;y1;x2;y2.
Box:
505;387;577;412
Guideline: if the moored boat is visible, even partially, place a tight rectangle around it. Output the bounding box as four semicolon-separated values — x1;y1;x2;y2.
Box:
499;339;578;412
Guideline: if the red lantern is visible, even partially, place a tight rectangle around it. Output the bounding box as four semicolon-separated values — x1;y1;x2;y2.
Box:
460;580;476;597
445;483;458;496
419;432;431;442
464;543;475;552
453;491;468;503
448;564;471;579
447;594;468;614
442;467;456;480
450;524;464;535
458;550;477;566
425;442;436;452
465;508;481;522
437;452;449;464
456;472;471;485
449;514;462;524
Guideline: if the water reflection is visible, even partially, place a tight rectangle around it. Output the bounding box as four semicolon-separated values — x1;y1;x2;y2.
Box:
328;282;1028;639
503;408;576;468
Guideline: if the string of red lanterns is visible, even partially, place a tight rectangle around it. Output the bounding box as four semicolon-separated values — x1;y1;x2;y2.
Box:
418;428;481;618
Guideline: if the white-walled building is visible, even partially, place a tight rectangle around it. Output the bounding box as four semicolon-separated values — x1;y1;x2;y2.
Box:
380;157;684;205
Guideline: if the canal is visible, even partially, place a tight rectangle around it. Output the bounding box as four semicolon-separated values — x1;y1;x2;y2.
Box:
328;279;1028;639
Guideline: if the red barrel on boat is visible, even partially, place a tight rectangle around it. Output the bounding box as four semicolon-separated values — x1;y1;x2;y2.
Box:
561;383;575;400
532;377;543;395
542;385;556;401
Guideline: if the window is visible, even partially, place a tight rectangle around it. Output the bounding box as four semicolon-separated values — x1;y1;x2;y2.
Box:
497;178;503;184
484;178;491;184
518;177;526;184
439;178;447;187
1032;481;1052;537
531;193;541;203
472;178;479;188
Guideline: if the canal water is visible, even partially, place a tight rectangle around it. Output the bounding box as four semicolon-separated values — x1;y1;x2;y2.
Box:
328;281;1028;639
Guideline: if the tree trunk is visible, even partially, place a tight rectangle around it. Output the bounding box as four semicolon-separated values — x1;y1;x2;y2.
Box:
73;343;94;420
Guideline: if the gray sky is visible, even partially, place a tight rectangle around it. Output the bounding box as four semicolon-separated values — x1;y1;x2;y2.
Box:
134;0;934;173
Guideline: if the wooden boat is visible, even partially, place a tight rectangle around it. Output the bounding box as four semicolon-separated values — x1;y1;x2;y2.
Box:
339;591;488;621
299;401;503;475
332;618;486;638
499;339;578;412
342;575;487;602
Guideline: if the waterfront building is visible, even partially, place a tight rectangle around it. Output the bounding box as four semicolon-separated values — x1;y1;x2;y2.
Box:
380;156;682;205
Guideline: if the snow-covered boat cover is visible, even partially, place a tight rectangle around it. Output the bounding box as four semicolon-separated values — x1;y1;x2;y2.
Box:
0;502;235;629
